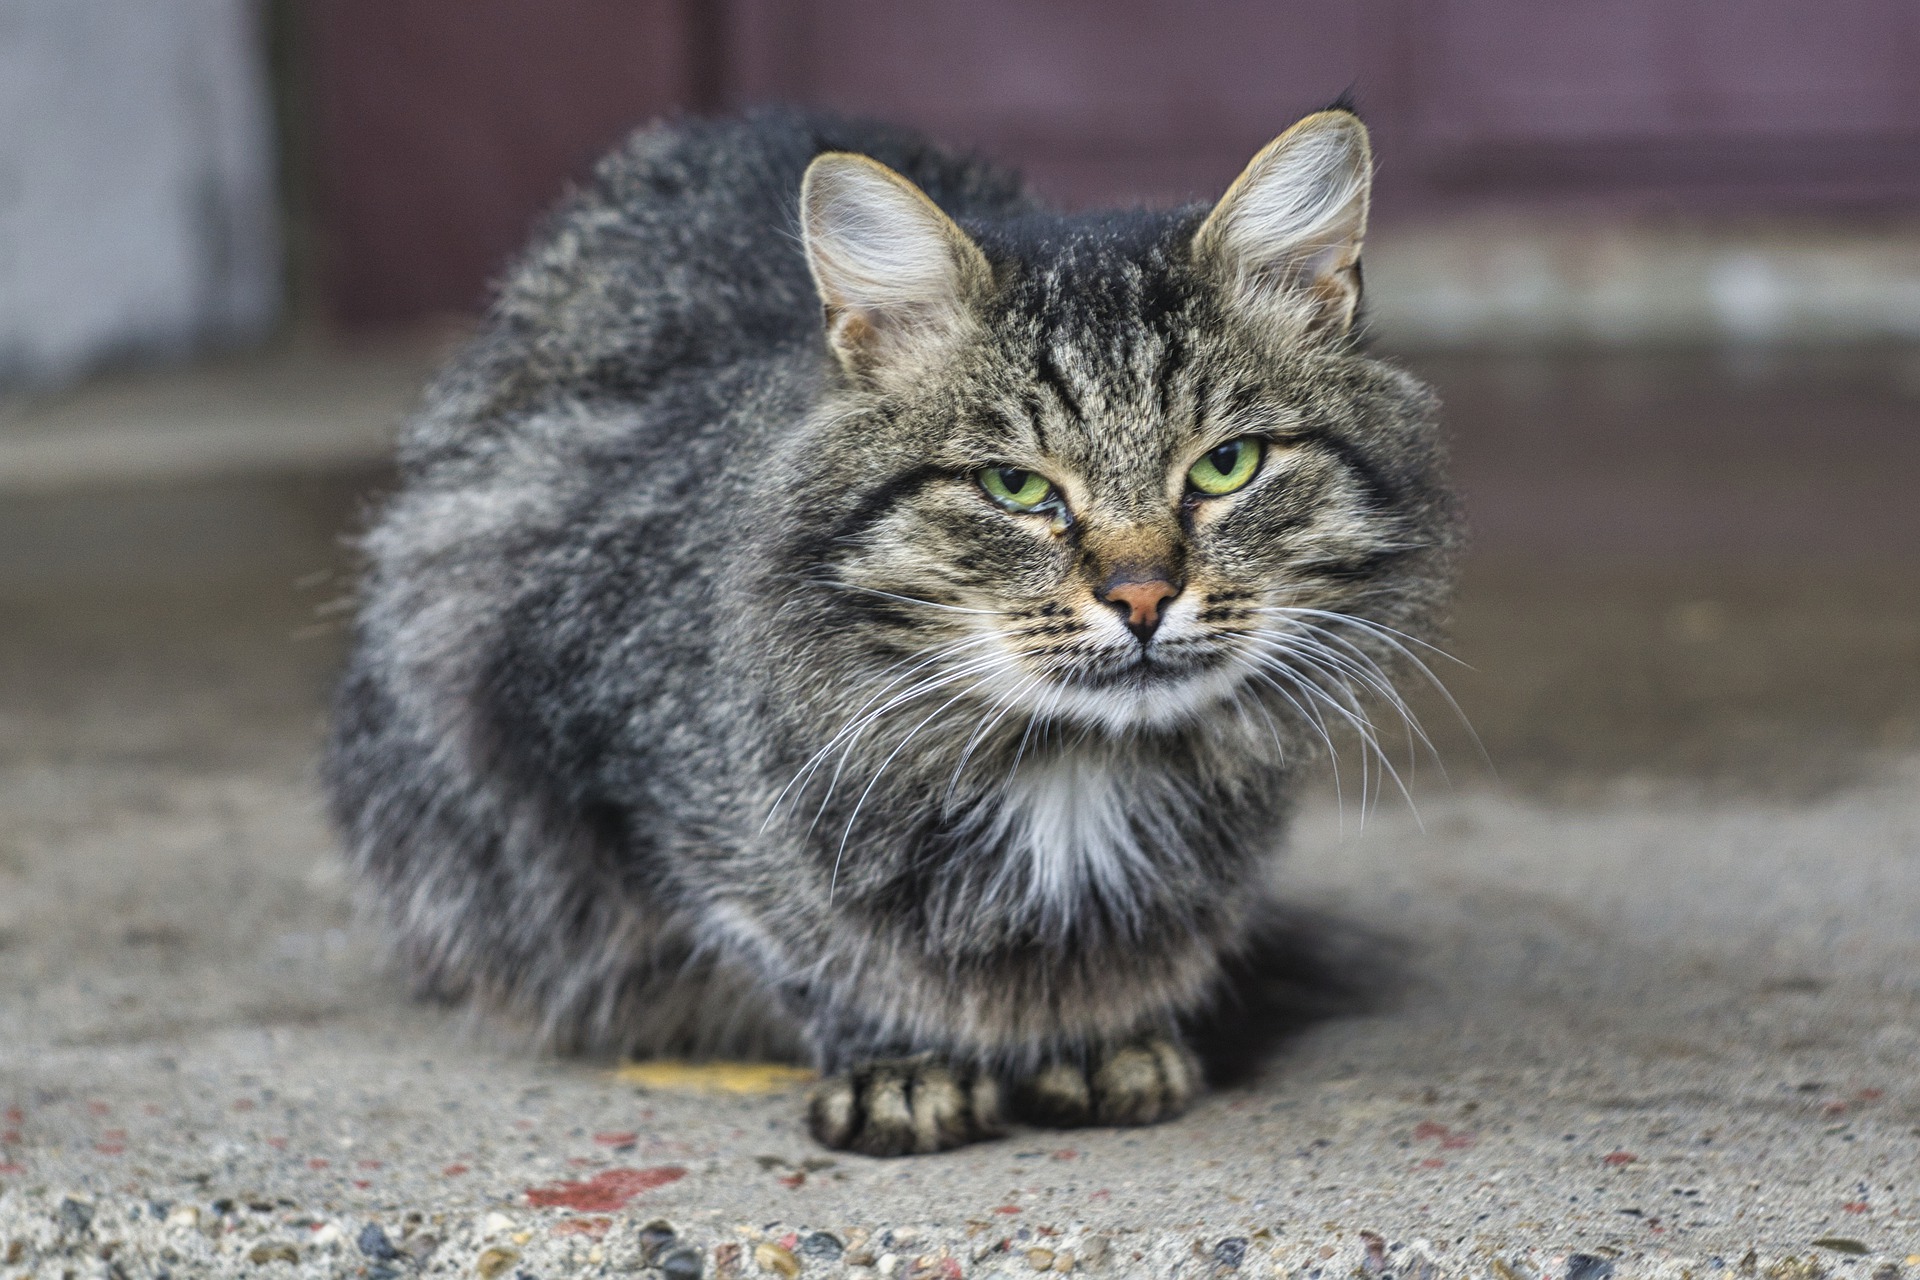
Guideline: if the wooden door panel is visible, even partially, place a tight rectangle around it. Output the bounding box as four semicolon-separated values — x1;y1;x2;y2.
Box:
1400;0;1920;203
309;0;704;325
307;1;1920;325
1688;0;1918;133
724;0;1365;207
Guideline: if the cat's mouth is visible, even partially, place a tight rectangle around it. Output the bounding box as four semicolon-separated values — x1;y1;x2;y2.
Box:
1056;639;1229;688
1020;637;1253;730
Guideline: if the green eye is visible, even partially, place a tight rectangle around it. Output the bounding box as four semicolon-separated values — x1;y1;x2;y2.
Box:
1187;437;1262;496
978;466;1055;512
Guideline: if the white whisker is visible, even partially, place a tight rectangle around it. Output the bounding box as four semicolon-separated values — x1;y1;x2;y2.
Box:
809;580;1008;617
830;654;1011;900
761;633;1003;828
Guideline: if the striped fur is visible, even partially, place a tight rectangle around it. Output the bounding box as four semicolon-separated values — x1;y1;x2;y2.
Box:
324;107;1460;1153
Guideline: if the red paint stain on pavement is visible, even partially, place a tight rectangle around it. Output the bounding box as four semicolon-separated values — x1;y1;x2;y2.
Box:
1;1131;18;1144
1603;1151;1637;1166
551;1216;613;1237
94;1143;125;1156
232;1099;255;1112
513;1119;536;1130
1843;1201;1869;1214
4;1107;22;1124
1089;1190;1110;1202
778;1173;805;1189
991;1205;1021;1215
592;1131;637;1147
142;1104;163;1117
526;1165;687;1212
443;1164;469;1177
356;1160;383;1170
86;1102;111;1117
1413;1120;1478;1149
0;1161;25;1175
351;1180;371;1189
925;1260;963;1279
1052;1149;1078;1160
1855;1088;1883;1102
1420;1157;1447;1169
266;1137;288;1150
1822;1101;1849;1117
307;1158;330;1170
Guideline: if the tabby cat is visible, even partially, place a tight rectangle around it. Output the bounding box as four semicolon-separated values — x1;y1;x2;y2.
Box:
325;105;1459;1155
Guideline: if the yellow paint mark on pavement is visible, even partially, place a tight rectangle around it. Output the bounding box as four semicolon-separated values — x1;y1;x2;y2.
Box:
614;1060;817;1094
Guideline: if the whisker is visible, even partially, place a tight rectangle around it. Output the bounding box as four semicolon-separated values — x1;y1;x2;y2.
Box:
945;673;1044;810
1246;629;1438;766
763;634;1005;829
807;579;1008;617
1245;646;1420;826
803;652;1012;837
1239;663;1344;830
830;656;1010;901
1254;605;1488;772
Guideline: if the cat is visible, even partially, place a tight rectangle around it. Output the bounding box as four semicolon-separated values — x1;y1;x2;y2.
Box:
324;105;1459;1156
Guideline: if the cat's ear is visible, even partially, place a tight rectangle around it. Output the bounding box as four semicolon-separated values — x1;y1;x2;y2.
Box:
801;152;993;383
1192;110;1372;339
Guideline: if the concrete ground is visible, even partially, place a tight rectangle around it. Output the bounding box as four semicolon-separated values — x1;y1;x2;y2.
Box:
2;345;1918;1280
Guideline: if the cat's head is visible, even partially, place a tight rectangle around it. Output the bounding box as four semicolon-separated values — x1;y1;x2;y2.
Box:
777;109;1457;736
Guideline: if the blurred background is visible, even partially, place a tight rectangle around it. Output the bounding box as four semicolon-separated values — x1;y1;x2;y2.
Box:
6;8;1920;1245
1;0;1917;839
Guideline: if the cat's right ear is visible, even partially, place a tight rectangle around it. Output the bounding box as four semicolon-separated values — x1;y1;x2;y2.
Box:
801;153;992;385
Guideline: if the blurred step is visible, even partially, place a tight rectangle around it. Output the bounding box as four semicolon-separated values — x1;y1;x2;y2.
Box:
0;333;446;493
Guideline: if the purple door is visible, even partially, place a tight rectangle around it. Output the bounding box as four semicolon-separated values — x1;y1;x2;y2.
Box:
309;0;1920;325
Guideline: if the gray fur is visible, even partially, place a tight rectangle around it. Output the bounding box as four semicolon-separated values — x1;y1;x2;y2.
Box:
324;107;1460;1154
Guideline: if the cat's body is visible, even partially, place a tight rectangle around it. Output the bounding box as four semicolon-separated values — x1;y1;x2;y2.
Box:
326;108;1458;1154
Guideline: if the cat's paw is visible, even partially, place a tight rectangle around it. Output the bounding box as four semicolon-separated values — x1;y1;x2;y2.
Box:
807;1055;1005;1156
1018;1035;1201;1128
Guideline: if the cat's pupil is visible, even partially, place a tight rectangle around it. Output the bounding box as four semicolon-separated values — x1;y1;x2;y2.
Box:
1001;468;1032;490
1208;443;1240;473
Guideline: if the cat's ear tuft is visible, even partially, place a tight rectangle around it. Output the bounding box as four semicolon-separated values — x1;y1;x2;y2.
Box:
801;152;992;383
1192;111;1372;340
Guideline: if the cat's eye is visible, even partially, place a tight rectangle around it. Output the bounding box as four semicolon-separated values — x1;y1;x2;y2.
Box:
1187;437;1262;496
978;466;1056;512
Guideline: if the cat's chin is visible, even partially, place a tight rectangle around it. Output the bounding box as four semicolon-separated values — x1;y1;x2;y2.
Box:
1032;656;1252;734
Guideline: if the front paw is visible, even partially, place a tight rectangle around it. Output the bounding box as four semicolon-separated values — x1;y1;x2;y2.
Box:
807;1055;1005;1156
1018;1034;1201;1128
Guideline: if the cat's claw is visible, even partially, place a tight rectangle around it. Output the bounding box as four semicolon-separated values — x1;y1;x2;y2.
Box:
808;1055;1005;1156
1018;1035;1201;1128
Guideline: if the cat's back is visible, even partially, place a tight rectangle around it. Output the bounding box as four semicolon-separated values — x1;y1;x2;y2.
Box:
411;110;1034;455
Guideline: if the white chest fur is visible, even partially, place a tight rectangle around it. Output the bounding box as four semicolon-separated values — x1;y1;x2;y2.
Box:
976;750;1188;925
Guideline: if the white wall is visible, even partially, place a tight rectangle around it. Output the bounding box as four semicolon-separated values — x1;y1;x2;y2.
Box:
0;0;280;388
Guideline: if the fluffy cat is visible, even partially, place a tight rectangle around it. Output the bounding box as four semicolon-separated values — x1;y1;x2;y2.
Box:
324;106;1459;1155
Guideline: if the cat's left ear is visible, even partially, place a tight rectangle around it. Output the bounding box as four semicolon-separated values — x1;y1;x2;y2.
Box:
801;152;993;384
1192;110;1372;339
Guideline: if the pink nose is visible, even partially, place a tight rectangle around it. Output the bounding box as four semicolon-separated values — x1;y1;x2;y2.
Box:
1101;577;1180;640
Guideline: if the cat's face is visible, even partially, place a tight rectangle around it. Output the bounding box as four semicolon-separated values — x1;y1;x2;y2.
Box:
786;112;1454;735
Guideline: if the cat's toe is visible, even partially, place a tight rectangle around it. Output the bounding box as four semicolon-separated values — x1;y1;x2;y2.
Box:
1021;1061;1095;1126
1019;1035;1201;1129
807;1056;1003;1156
1093;1036;1199;1125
